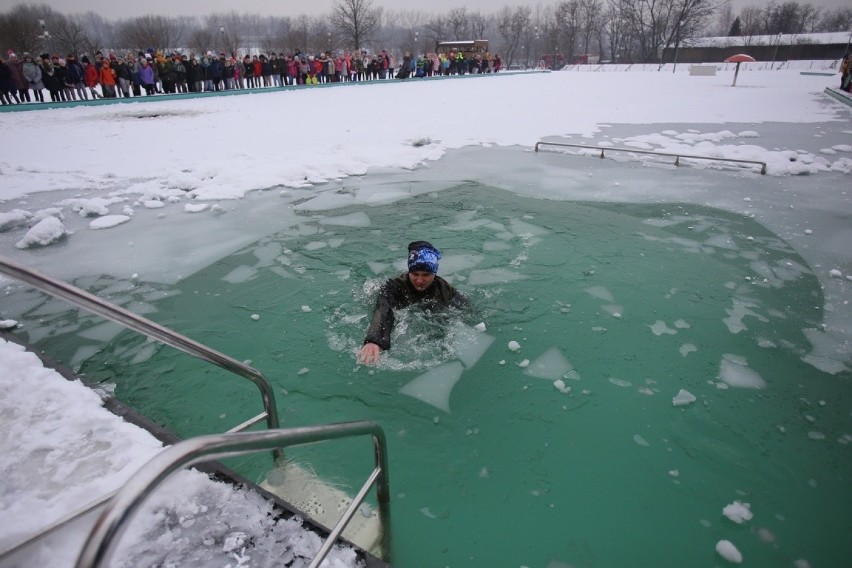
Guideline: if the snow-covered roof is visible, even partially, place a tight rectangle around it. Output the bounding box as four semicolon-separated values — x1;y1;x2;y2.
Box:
685;31;852;48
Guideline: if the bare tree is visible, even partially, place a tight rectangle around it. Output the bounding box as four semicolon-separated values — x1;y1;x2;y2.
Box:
447;8;469;40
615;0;719;63
118;15;186;53
469;11;489;40
577;0;604;58
496;5;531;67
70;12;114;57
0;3;62;56
49;14;90;56
332;0;382;52
817;7;852;32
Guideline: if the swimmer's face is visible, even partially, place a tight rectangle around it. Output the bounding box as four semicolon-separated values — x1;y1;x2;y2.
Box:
408;270;435;292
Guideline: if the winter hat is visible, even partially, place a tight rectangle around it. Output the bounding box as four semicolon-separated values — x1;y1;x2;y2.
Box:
407;241;441;274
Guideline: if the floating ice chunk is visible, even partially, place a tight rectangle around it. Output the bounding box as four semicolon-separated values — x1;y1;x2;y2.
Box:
367;261;388;274
222;265;257;284
672;389;696;406
419;507;438;519
301;305;312;312
804;229;813;234
318;211;371;227
483;240;511;252
602;304;623;317
524;347;574;380
722;500;752;524
143;200;165;209
0;320;19;330
553;380;571;394
829;269;842;278
518;359;530;368
15;216;67;249
674;319;690;329
438;253;484;275
250;314;260;320
452;327;494;368
467;268;528;285
399;361;464;413
609;378;632;388
585;285;614;302
0;208;32;232
649;321;677;336
680;343;697;357
184;202;209;213
668;470;679;478
719;355;766;389
89;214;130;229
715;540;742;564
297;368;310;375
508;340;521;352
304;241;327;251
738;131;759;138
633;434;650;446
509;218;548;237
807;431;825;440
473;322;486;332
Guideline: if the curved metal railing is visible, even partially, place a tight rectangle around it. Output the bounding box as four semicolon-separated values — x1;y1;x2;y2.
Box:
74;422;391;568
535;140;767;174
0;255;280;436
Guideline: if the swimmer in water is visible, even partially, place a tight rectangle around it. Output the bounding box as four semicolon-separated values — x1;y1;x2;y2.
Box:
358;241;466;366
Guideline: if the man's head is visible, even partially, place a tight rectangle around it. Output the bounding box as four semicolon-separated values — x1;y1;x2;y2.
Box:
407;241;441;291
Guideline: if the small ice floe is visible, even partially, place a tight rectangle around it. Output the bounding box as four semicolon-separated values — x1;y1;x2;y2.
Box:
715;540;743;564
668;469;679;478
301;305;312;312
804;229;813;234
649;320;677;336
719;354;766;389
633;434;650;447
508;340;521;352
143;200;165;209
609;378;632;388
420;507;438;519
680;343;698;357
553;379;571;394
297;367;310;375
829;269;842;278
723;500;753;524
15;216;67;249
474;322;487;332
0;319;20;330
184;202;209;213
518;359;530;368
250;314;260;320
90;215;131;230
672;389;696;406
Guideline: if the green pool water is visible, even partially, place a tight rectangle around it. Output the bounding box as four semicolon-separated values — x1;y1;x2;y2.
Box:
8;182;851;567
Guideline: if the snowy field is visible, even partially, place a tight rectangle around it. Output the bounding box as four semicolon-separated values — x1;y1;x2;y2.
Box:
0;63;850;566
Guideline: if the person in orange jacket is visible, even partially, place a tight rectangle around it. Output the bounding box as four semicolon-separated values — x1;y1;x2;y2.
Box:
98;58;117;98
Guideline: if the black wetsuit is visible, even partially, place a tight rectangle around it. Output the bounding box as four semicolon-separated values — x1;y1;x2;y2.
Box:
363;273;465;350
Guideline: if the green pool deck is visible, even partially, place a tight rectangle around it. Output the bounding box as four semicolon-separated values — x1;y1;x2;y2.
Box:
0;70;541;113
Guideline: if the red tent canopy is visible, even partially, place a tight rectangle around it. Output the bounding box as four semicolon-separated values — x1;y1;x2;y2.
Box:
724;54;757;63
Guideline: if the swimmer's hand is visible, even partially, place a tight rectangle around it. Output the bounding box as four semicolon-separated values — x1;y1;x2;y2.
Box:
358;342;381;366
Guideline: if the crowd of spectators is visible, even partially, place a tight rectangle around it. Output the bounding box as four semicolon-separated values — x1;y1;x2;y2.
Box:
0;47;503;105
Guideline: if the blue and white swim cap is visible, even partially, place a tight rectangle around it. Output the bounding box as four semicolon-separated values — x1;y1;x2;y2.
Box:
407;241;441;274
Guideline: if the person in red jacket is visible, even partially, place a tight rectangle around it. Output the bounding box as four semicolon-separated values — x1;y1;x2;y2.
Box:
98;58;117;98
82;56;101;99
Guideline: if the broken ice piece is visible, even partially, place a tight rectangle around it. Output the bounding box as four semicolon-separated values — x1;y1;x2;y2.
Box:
672;389;696;406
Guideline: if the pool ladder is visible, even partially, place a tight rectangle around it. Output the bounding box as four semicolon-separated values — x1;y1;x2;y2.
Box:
0;256;391;567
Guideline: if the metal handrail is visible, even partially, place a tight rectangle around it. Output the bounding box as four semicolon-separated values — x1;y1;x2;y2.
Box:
0;256;280;437
534;140;767;174
74;422;391;568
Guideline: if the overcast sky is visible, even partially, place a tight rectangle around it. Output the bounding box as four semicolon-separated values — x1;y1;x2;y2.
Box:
0;0;848;22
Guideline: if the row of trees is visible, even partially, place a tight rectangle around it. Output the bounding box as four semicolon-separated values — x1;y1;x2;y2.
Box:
1;1;850;69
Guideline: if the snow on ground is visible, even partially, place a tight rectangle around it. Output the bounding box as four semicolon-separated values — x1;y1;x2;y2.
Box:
0;64;849;566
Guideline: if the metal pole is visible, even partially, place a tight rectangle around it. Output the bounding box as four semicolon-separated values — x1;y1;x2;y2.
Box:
672;22;682;73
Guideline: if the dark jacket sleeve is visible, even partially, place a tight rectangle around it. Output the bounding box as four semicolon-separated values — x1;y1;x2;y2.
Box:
363;293;394;350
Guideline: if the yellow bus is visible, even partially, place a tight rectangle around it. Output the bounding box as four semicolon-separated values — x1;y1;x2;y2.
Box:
435;40;489;58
